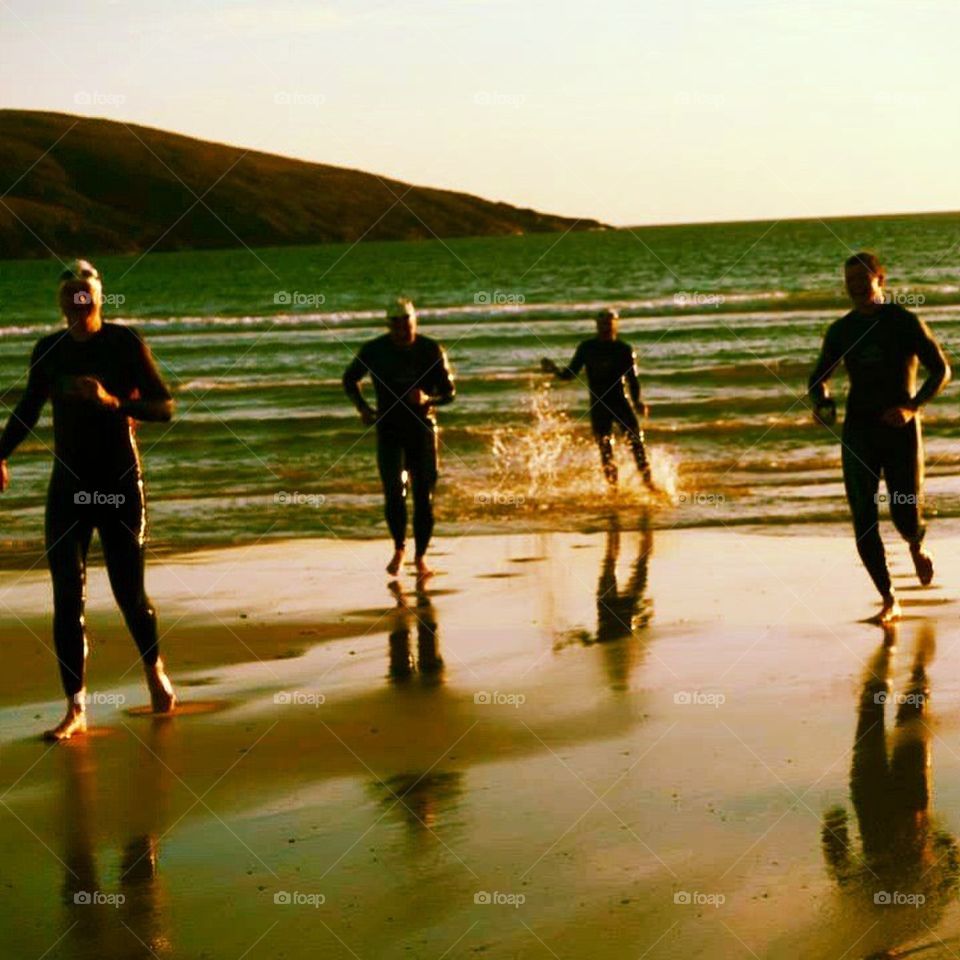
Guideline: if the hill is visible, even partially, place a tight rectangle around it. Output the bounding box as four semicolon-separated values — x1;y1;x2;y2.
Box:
0;110;603;259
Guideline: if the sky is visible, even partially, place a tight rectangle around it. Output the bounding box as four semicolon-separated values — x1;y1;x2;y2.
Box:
2;0;959;226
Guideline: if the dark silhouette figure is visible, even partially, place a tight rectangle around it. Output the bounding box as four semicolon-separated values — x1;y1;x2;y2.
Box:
821;624;959;956
387;580;444;685
542;308;654;488
343;297;455;578
809;252;950;624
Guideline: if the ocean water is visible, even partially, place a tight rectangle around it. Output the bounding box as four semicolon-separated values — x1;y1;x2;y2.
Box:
1;215;960;560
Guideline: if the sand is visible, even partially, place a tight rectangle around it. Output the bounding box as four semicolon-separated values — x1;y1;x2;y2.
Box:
2;522;960;959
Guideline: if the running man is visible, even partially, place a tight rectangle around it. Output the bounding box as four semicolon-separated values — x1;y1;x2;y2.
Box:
542;308;654;488
809;252;950;624
343;298;455;578
0;260;177;740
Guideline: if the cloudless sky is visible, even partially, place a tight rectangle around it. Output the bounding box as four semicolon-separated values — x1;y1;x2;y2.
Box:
2;0;959;225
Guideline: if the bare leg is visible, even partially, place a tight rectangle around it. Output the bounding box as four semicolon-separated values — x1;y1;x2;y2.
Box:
387;548;405;576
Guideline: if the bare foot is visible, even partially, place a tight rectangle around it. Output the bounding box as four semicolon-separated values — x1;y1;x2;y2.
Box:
870;596;902;626
414;554;433;580
910;543;934;586
43;702;87;741
145;659;177;714
386;548;405;577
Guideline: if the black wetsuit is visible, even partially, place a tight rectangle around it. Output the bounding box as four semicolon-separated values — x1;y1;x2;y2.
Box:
559;337;650;484
0;323;173;697
343;334;455;557
809;303;949;597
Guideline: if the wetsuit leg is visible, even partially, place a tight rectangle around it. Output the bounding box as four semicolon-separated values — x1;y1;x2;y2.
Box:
45;477;95;698
376;427;408;551
882;419;925;547
591;407;617;485
96;483;160;667
611;403;652;484
841;421;889;597
406;424;438;557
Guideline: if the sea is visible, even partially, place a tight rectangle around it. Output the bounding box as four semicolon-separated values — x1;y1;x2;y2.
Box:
2;213;960;562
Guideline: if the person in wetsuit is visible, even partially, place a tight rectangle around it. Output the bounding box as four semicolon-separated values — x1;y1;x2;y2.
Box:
809;252;950;624
0;260;177;740
542;308;654;488
343;297;455;578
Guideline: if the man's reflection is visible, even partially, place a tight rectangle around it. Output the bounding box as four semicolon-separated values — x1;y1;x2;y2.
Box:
387;580;444;684
593;515;653;691
821;623;959;944
59;719;174;959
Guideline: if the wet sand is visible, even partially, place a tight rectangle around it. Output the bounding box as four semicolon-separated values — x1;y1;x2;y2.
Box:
3;524;960;958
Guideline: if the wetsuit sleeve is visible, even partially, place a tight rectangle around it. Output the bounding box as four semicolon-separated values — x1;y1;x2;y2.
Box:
557;342;586;381
910;314;951;409
808;324;842;406
425;345;455;407
0;339;50;461
624;346;642;407
343;345;374;415
123;330;174;422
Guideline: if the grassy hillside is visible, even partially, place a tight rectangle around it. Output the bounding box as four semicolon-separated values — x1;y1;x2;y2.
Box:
0;111;603;259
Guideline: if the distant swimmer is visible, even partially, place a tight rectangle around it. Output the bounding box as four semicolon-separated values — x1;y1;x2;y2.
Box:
542;308;655;489
343;298;455;578
0;260;177;740
809;252;950;625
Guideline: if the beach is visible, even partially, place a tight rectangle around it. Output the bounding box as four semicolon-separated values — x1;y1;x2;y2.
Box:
3;523;960;958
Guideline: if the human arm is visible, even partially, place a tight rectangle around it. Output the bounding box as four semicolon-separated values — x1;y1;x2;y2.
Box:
808;325;841;425
0;339;51;487
343;348;377;425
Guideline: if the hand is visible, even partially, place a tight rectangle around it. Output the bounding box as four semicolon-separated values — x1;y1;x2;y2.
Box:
0;460;8;493
813;400;837;426
406;388;429;407
70;376;120;410
541;357;559;375
359;407;378;426
880;405;916;427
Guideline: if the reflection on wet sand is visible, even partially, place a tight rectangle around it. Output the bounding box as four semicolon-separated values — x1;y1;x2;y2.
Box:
821;623;959;958
387;580;444;685
559;514;653;692
59;719;174;960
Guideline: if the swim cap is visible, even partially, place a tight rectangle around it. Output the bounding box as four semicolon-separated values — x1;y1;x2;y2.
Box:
59;259;100;284
387;297;417;322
